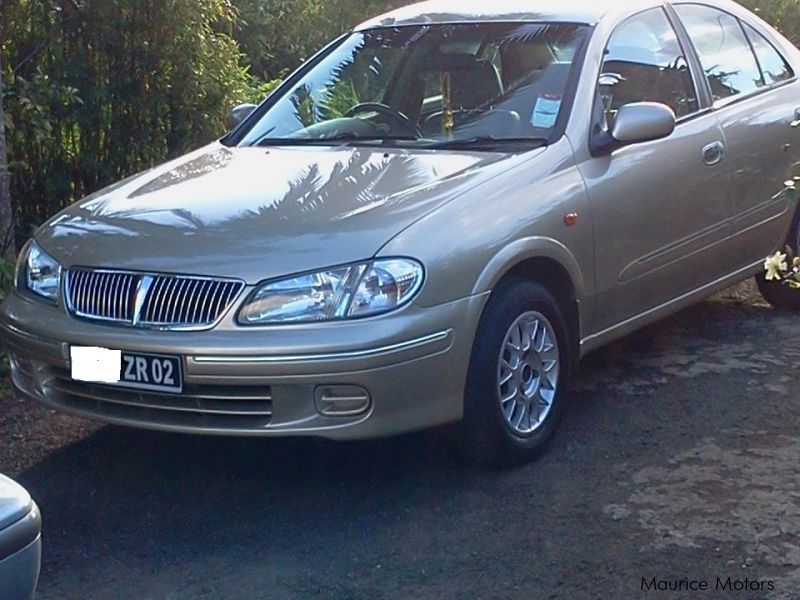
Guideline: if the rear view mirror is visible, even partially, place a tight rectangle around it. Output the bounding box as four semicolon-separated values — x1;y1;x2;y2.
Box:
611;102;676;146
228;103;258;130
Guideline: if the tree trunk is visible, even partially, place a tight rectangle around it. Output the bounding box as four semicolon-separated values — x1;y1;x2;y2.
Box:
0;56;15;259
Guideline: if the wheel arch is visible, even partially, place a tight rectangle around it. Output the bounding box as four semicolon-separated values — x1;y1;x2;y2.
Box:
472;238;588;360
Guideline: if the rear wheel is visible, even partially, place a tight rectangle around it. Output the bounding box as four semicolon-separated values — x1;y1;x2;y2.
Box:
756;209;800;310
462;279;573;467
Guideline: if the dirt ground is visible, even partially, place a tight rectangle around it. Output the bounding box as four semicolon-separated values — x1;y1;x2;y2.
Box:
1;282;799;599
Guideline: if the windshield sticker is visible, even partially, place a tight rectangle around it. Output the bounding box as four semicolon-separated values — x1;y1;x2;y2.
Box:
531;95;562;129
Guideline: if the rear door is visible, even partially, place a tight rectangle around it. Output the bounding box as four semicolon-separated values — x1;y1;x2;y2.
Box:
672;2;800;267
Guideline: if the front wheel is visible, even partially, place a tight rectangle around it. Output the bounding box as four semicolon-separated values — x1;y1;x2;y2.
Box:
461;279;573;467
756;208;800;310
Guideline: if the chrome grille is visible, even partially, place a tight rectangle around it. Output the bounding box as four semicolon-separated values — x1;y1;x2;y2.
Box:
139;275;243;326
65;268;244;329
68;270;137;323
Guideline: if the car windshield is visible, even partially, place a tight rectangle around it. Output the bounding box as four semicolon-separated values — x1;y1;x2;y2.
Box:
237;23;590;150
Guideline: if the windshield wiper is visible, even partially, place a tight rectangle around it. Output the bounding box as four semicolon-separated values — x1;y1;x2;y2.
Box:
255;134;418;148
425;136;549;151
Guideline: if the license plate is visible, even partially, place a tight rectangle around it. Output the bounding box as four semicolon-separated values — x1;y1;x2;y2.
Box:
71;347;183;394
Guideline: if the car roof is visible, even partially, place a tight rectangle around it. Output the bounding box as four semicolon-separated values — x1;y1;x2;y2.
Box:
355;0;664;29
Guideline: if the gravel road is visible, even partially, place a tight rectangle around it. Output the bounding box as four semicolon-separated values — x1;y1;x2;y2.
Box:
1;282;798;599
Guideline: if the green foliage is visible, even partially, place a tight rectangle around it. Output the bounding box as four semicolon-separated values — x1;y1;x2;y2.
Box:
738;0;800;44
233;0;403;80
243;78;283;105
1;0;260;240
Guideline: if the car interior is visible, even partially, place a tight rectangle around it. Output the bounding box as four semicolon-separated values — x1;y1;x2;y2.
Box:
386;32;578;140
249;23;587;146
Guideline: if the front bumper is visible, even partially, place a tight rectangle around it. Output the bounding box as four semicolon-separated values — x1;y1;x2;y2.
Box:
0;290;487;439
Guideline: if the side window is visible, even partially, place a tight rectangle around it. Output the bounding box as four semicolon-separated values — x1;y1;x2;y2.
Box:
600;8;698;123
674;4;763;102
743;22;795;86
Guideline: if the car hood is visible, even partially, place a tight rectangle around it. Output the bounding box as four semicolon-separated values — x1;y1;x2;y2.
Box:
37;142;522;283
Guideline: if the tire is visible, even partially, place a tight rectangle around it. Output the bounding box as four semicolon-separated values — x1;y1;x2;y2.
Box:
756;207;800;310
461;278;573;467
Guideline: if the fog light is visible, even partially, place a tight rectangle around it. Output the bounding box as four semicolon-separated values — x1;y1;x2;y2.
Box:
314;385;371;417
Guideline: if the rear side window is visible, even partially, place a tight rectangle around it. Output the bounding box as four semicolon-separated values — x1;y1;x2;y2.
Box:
673;4;763;102
742;22;795;85
600;8;699;120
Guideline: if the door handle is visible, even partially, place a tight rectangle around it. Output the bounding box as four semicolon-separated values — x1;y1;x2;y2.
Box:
703;141;725;166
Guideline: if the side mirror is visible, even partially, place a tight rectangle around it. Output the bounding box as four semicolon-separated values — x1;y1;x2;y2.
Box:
611;102;676;146
228;103;258;130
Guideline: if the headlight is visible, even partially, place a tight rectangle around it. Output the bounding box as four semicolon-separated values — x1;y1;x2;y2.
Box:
238;258;424;325
18;240;62;302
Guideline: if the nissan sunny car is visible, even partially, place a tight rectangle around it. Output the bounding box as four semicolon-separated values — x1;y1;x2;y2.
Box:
2;0;799;464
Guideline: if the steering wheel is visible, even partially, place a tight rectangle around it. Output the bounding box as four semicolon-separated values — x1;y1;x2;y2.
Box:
344;102;421;138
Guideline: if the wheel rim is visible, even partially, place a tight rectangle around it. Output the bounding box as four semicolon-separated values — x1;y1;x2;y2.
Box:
497;311;560;436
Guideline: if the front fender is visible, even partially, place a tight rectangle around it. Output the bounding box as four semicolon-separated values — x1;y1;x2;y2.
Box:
472;236;592;343
472;236;586;299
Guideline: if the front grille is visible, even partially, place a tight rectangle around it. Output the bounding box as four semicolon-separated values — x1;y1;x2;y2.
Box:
65;268;244;329
45;367;273;430
68;270;138;323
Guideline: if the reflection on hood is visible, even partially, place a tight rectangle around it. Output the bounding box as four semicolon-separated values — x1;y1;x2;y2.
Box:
39;142;520;282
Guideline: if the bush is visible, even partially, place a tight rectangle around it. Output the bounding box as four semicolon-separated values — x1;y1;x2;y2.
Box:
233;0;403;80
1;0;259;241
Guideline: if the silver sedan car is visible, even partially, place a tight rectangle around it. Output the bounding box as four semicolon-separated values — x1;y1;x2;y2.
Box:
0;475;41;600
2;0;799;465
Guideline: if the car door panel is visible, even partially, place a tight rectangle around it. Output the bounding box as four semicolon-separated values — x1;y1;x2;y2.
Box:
715;85;799;265
580;112;730;332
672;3;800;268
578;7;733;333
617;214;733;284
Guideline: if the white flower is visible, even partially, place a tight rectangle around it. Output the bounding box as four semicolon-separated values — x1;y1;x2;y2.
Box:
765;252;788;281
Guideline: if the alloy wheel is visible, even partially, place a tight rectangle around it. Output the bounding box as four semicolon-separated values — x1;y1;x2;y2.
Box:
497;311;560;436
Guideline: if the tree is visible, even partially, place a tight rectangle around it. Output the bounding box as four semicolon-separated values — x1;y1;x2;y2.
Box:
1;0;257;243
739;0;800;44
0;54;13;259
233;0;403;80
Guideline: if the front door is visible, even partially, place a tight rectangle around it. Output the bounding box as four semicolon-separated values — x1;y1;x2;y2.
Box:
576;7;731;333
